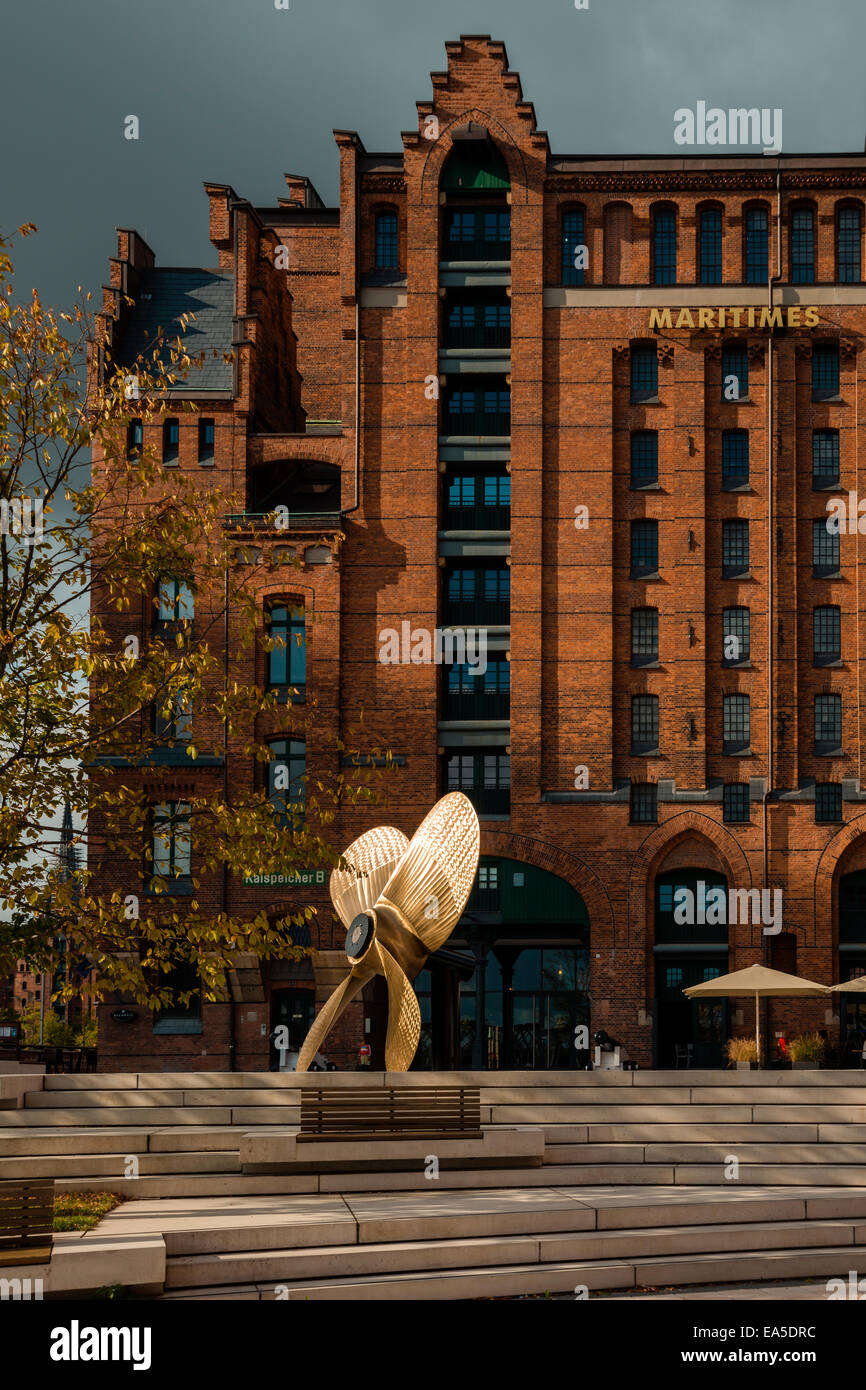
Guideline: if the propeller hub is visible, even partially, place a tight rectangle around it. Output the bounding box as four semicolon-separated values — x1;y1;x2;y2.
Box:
346;911;374;960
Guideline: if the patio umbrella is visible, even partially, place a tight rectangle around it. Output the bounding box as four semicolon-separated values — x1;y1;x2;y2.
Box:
829;977;866;993
683;964;830;1065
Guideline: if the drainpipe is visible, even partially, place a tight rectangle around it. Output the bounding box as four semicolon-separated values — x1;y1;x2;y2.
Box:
342;148;362;517
761;163;783;1059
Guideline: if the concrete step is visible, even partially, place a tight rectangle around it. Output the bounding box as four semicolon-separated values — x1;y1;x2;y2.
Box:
579;1123;821;1143
492;1104;866;1124
25;1090;299;1110
158;1243;866;1300
0;1150;240;1179
0;1106;298;1127
164;1215;865;1289
674;1165;866;1187
549;1142;866;1166
0;1126;252;1157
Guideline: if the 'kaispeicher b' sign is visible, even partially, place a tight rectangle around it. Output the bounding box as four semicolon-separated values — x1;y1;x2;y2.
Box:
242;869;327;887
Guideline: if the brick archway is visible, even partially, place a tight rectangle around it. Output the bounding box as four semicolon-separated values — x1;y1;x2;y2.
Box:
417;109;531;207
814;811;866;944
627;812;752;946
479;829;614;940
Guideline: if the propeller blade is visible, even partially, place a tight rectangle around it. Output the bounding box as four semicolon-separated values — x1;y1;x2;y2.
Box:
375;941;422;1073
380;792;480;953
329;825;410;929
296;967;372;1072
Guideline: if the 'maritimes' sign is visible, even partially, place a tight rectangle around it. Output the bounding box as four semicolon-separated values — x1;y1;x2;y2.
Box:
650;305;820;331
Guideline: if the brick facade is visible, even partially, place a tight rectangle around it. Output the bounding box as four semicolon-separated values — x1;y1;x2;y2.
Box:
92;35;866;1072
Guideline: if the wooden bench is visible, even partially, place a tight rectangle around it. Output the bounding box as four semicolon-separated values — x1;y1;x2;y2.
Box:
298;1086;482;1142
0;1180;54;1267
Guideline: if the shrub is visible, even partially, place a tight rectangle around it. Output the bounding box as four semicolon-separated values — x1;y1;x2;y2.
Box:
726;1036;758;1064
788;1032;826;1064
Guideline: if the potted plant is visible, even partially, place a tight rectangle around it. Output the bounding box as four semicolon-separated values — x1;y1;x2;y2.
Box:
788;1032;826;1070
726;1037;759;1070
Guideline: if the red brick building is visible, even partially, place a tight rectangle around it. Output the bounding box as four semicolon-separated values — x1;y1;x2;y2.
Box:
94;35;866;1073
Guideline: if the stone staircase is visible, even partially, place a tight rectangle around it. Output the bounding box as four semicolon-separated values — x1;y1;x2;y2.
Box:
3;1070;866;1298
2;1070;866;1196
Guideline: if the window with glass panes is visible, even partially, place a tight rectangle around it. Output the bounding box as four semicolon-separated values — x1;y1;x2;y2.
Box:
813;519;840;576
744;206;769;283
127;420;143;458
562;208;585;286
267;739;306;822
722;430;749;486
722;346;748;399
198;419;214;464
266;605;306;691
837;206;861;283
154;688;192;743
812;430;840;487
156;578;194;625
813;606;841;663
814;693;842;753
723;693;750;753
812;344;840;399
630;520;658;576
482;210;510;246
631;695;659;754
630;346;658;401
447;660;509;696
152;802;191;881
375;211;399;268
163;419;179;465
723;607;750;664
630;782;657;823
631;608;659;665
630;431;658;485
723;783;750;823
699;208;723;284
722;520;749;577
652;208;677;284
791;207;816;284
483;388;510;417
815;782;843;823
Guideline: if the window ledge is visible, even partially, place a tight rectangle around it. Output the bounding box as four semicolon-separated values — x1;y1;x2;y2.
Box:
145;880;194;897
722;660;753;669
152;1018;203;1035
631;659;661;669
630;571;661;582
630;481;662;492
814;658;844;668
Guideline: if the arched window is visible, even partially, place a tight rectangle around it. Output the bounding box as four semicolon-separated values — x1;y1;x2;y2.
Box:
744;204;769;285
836;203;862;283
790;204;816;284
698;206;723;285
561;207;586;286
652;205;677;285
374;209;399;269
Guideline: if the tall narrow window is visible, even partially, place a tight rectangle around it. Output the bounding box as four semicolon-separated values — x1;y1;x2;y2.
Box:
723;784;750;823
267;739;306;824
814;693;842;755
561;208;585;287
815;783;843;824
631;608;659;666
266;604;306;695
151;802;192;884
813;519;840;577
721;430;749;488
631;695;660;755
699;208;723;284
722;346;748;400
156;578;194;628
630;431;658;486
723;694;750;755
813;606;841;665
127;420;143;459
163;419;179;466
836;206;862;283
630;520;659;578
722;607;750;665
652;207;676;285
375;210;399;269
154;688;192;744
722;520;749;578
198;418;215;466
812;344;840;400
791;206;816;284
812;430;840;488
630;346;658;402
744;206;769;284
630;783;657;824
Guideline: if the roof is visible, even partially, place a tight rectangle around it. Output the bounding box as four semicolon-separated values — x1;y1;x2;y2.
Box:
113;268;235;393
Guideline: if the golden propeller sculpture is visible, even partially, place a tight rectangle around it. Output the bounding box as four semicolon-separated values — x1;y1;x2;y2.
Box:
297;792;480;1072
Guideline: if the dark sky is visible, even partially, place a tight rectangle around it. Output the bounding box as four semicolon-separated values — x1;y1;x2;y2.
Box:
3;0;865;310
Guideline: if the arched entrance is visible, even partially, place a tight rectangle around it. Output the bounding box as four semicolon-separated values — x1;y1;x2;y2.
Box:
410;857;591;1071
653;867;730;1068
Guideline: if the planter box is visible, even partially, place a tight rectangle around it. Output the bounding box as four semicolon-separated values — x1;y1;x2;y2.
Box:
792;1060;821;1070
735;1061;759;1071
